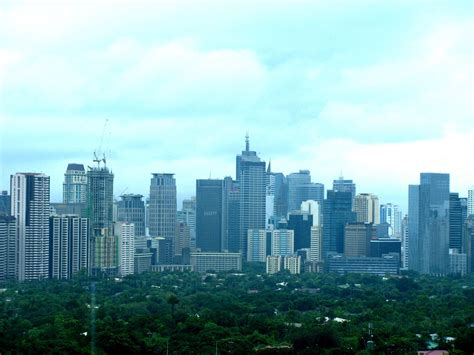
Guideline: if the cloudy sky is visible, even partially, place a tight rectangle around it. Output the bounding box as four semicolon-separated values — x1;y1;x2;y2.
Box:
0;0;473;211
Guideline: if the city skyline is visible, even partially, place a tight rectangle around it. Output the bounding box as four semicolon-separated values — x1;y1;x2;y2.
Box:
1;1;474;211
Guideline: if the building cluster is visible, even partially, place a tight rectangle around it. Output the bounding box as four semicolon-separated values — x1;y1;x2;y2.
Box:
1;136;474;281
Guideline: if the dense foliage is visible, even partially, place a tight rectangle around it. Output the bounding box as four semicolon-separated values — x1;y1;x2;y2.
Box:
1;267;473;354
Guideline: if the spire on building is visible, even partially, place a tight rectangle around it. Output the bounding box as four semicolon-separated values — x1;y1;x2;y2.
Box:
267;159;272;174
245;132;250;152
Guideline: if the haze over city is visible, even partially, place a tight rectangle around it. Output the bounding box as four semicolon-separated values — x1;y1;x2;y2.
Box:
1;0;474;209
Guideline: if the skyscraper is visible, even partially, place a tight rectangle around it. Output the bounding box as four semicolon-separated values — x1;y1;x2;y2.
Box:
63;163;87;204
344;222;376;257
0;215;17;281
177;197;196;249
380;203;402;238
286;170;324;212
196;179;224;252
86;165;115;275
11;173;50;281
333;176;356;204
354;193;380;224
449;193;463;251
247;229;267;262
49;215;88;279
271;229;294;256
408;173;450;274
115;222;135;277
287;211;313;251
236;135;266;258
223;177;240;253
322;190;356;258
149;173;177;264
117;194;146;237
0;190;10;216
468;187;474;216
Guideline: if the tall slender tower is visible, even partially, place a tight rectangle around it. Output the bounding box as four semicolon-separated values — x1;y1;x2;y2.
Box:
149;173;177;264
10;173;50;281
236;135;266;258
87;164;115;275
63;164;87;204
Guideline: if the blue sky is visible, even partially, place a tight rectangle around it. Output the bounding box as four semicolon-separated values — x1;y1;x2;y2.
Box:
0;0;473;211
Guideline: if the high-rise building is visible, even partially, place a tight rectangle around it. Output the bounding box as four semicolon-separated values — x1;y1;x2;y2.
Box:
0;215;17;281
49;215;88;279
344;222;376;257
333;176;356;205
287;211;313;251
149;173;177;239
468;187;474;216
271;229;294;256
196;179;224;252
11;173;50;281
287;170;324;212
174;222;190;262
463;216;474;273
310;226;323;262
223;177;240;253
236;136;266;258
322;190;356;258
354;193;380;224
86;165;116;275
401;215;409;269
449;193;463;251
149;173;176;263
63;164;87;204
266;255;282;274
283;255;301;274
0;190;10;216
115;222;135;277
117;194;146;237
301;200;320;226
247;229;267;262
408;173;450;274
380;203;402;238
177;197;196;249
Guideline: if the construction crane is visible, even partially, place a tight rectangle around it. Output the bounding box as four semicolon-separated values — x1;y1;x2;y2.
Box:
93;119;109;168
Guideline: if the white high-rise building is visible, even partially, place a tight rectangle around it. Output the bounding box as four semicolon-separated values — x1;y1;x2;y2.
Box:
271;229;294;256
116;222;135;276
266;255;282;274
283;255;301;274
310;226;323;262
468;187;474;216
11;173;50;281
301;200;320;226
354;193;380;224
63;164;87;204
380;203;402;238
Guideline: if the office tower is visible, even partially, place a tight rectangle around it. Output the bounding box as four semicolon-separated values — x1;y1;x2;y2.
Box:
149;173;176;263
301;200;320;226
333;175;356;204
190;252;242;272
236;136;266;258
463;216;474;273
174;222;190;263
115;222;135;276
247;229;267;262
11;173;50;281
380;203;402;238
287;170;324;212
408;173;450;274
267;164;289;220
87;165;116;275
223;177;240;253
177;197;196;249
63;163;87;204
266;255;282;274
0;190;10;216
117;194;146;237
283;256;301;274
468;187;474;216
354;193;380;224
134;236;153;274
271;229;294;256
449;193;463;251
322;190;357;258
401;215;409;268
0;216;17;281
310;226;323;262
49;215;88;279
196;179;224;252
344;223;376;257
287;211;313;250
369;239;401;259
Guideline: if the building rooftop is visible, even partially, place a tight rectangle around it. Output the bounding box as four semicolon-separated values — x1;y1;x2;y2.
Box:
66;163;85;171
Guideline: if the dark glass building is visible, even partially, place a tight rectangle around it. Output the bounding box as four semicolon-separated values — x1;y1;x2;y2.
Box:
0;191;10;216
287;211;313;251
117;194;146;237
196;179;224;252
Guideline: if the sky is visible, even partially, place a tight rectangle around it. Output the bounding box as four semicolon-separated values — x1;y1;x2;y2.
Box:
0;0;473;212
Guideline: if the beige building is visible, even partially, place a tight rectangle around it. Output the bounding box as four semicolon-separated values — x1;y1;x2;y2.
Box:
344;222;376;257
354;193;380;224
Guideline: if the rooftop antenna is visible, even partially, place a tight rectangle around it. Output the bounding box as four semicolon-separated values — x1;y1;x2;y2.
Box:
245;132;250;152
339;170;344;180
